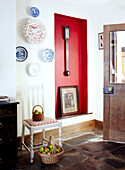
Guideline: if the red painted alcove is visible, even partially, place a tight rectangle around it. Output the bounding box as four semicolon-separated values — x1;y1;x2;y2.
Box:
55;13;88;118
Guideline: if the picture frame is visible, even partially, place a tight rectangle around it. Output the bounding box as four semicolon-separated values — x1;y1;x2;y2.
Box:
59;86;80;117
98;32;104;50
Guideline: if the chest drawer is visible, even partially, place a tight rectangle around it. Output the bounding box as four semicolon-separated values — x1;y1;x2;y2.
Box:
0;146;17;169
0;129;16;148
0;115;16;129
0;115;17;148
0;104;16;116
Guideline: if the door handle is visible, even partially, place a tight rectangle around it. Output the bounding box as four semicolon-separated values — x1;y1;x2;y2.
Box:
103;87;114;94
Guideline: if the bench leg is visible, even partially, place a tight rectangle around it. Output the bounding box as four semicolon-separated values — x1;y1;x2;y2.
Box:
30;129;34;164
22;122;25;150
42;129;45;145
59;123;62;147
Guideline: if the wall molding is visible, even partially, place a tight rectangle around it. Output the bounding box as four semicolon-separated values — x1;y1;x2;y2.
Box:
17;119;103;148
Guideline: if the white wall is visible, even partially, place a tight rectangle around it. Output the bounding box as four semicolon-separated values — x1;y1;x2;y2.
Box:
0;0;16;100
92;2;125;121
16;0;96;136
2;0;125;137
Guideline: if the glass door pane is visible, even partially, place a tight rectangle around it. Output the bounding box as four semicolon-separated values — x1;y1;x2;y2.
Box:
110;31;125;83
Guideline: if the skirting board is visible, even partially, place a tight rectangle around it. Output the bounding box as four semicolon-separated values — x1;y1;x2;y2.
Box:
17;119;103;148
95;119;103;130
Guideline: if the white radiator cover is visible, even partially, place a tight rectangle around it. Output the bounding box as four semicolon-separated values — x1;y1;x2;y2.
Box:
17;85;44;136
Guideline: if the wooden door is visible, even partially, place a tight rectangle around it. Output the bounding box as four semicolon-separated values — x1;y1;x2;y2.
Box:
103;23;125;142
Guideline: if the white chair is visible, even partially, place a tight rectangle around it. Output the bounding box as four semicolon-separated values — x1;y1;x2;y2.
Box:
21;86;62;163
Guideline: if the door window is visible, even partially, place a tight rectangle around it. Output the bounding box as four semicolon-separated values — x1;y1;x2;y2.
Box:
110;31;125;83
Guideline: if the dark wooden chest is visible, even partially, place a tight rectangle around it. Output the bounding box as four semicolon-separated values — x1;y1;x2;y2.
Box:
0;101;19;170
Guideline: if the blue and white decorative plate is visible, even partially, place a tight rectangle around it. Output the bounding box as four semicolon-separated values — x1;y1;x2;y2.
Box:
43;49;54;62
30;7;40;18
16;46;28;62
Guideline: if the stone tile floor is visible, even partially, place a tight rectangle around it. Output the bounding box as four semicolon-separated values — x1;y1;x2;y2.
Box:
17;129;125;170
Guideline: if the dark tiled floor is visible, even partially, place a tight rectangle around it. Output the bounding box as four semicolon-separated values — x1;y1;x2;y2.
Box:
17;129;125;170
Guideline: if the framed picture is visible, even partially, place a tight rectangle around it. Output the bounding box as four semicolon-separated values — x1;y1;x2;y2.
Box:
98;32;104;50
59;86;80;116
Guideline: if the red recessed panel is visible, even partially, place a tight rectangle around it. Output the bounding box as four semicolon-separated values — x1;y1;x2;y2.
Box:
55;13;88;118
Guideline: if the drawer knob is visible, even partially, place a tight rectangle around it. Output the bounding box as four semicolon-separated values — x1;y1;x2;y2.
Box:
0;138;3;144
0;109;2;115
0;157;3;164
0;122;3;128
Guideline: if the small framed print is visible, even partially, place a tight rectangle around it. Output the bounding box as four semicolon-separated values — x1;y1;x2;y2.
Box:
59;86;80;117
98;32;104;50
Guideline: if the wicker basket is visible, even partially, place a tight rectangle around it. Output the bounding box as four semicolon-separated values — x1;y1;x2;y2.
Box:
32;105;44;121
38;136;64;164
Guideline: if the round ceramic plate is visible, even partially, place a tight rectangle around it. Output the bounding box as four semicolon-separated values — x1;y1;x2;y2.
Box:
16;46;28;62
28;63;40;76
43;49;54;62
23;19;46;44
30;7;40;18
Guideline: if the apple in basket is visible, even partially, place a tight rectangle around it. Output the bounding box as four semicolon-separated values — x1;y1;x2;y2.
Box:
34;110;42;114
39;146;62;154
39;147;44;152
49;144;53;149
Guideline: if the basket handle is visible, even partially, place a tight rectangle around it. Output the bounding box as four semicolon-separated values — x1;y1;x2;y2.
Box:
32;105;44;114
48;136;56;154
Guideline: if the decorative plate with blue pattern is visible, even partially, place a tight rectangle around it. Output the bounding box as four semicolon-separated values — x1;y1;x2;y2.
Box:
30;7;40;18
43;49;54;62
16;46;28;62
